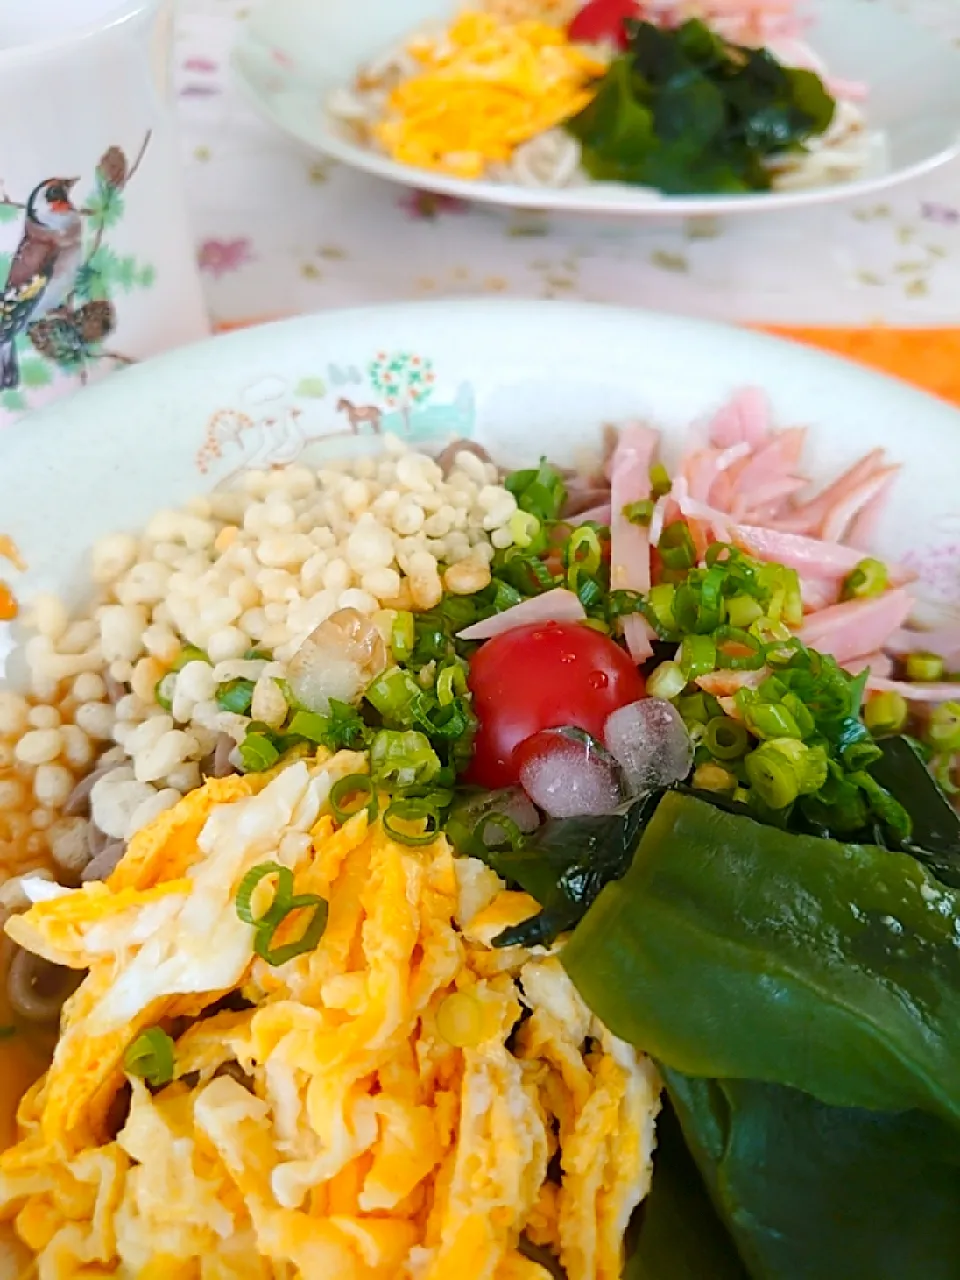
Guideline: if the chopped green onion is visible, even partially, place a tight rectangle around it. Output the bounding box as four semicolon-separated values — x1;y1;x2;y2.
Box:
286;709;329;744
171;645;209;672
864;691;909;736
383;798;442;847
677;692;712;724
155;672;177;712
933;754;960;796
623;500;654;527
692;762;737;795
370;730;441;788
124;1027;175;1087
505;458;567;523
928;701;960;753
582;617;611;634
366;667;422;726
236;860;327;965
436;662;468;707
725;594;763;629
714;625;765;671
243;648;271;661
216;679;255;715
391;611;415;662
842;557;889;601
850;771;912;841
236;862;293;927
906;651;944;683
577;577;604;611
744;701;802;741
329;774;378;823
486;579;523;613
255;896;328;966
744;742;801;809
704;716;749;761
646;583;677;635
239;731;280;773
659;521;696;571
647;660;687;701
413;694;473;741
473;812;526;853
679;634;716;680
649;462;672;499
508;510;541;549
566;526;603;579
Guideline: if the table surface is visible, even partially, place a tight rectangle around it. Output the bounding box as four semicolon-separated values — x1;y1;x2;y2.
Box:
177;0;960;332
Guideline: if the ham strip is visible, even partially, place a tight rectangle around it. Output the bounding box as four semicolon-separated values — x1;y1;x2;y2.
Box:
797;589;914;664
456;588;585;642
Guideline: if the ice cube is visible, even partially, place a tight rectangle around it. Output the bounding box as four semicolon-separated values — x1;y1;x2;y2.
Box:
603;698;693;796
518;729;622;819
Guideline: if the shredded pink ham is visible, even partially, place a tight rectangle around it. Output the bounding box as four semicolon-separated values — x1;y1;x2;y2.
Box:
610;423;661;661
797;590;914;665
884;626;960;665
730;525;912;588
843;653;894;680
866;677;960;704
572;502;612;526
455;588;585;642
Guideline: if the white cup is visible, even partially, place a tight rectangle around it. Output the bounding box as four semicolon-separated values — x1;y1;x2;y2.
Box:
0;0;210;425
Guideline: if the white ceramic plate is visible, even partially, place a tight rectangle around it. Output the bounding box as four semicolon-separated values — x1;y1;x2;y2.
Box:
231;0;960;218
1;301;959;672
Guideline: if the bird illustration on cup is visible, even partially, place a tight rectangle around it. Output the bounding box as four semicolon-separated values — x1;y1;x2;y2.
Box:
0;134;155;403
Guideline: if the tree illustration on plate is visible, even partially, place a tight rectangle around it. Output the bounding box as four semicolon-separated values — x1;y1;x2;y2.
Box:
0;134;155;412
368;351;436;430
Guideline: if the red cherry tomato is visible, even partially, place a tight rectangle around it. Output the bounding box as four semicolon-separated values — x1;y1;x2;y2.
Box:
467;621;646;789
568;0;637;48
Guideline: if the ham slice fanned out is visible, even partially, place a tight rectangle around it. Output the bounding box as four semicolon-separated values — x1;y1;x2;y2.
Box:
729;524;912;588
797;589;914;665
843;652;894;680
884;625;960;665
866;677;960;704
455;588;585;642
610;423;660;662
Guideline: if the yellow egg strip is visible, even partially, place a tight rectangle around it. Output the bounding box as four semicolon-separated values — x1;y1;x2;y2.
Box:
370;12;606;178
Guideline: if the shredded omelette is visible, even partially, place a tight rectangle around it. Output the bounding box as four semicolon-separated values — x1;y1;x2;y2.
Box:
370;12;606;179
0;752;660;1279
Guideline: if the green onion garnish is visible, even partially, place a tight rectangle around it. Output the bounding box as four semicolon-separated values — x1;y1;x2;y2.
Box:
725;594;764;629
649;462;672;499
705;716;749;760
842;557;889;601
659;522;696;571
928;701;960;753
623;499;655;527
124;1027;175;1087
744;702;802;741
473;811;526;853
391;611;415;662
864;691;909;736
744;741;801;809
566;525;603;593
436;662;468;707
370;730;441;789
508;510;541;549
243;648;271;661
216;678;255;715
366;667;422;726
505;457;567;523
680;634;716;680
239;731;280;773
235;860;328;966
255;899;328;967
383;798;442;847
647;660;687;701
715;625;765;671
646;583;678;635
906;651;944;683
329;774;378;824
155;672;177;712
171;645;209;672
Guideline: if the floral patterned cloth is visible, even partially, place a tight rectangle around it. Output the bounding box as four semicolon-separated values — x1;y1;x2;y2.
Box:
178;2;960;370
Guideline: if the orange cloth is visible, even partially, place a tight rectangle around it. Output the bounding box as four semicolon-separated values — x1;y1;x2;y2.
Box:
214;318;960;409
